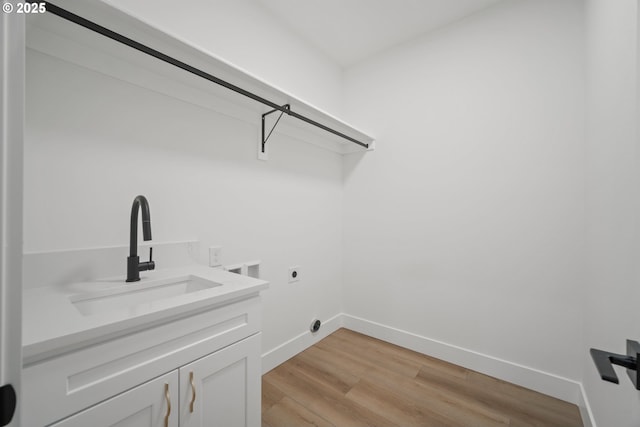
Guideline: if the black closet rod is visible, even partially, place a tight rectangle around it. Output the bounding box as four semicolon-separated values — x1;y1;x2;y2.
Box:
34;1;370;150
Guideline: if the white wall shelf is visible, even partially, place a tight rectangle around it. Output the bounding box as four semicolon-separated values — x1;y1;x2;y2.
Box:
26;0;375;155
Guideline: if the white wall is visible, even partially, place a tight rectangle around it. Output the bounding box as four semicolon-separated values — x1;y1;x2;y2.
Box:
24;5;344;355
104;0;344;115
342;0;586;387
583;0;640;425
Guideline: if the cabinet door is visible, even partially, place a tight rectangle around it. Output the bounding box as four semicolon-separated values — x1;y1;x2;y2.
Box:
179;333;261;427
50;371;179;427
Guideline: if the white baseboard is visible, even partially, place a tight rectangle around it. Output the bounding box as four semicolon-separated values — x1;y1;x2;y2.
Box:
342;314;582;405
578;383;597;427
261;313;343;374
262;312;594;421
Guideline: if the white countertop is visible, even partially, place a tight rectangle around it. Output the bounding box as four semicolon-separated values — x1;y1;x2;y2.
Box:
23;265;268;364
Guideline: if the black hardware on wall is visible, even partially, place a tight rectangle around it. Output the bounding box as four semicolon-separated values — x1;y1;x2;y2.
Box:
262;104;290;153
30;1;370;151
0;384;17;426
590;340;640;390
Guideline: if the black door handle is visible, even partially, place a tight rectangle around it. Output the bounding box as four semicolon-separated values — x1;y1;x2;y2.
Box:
590;340;640;390
0;384;16;426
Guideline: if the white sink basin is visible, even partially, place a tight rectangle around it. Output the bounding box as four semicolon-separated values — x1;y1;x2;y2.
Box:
70;275;222;316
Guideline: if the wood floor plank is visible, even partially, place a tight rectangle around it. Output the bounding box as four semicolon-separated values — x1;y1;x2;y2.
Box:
266;361;397;427
262;376;286;413
416;366;526;417
263;328;583;427
346;378;460;427
465;371;582;427
346;333;468;381
324;331;424;378
363;365;511;426
414;354;582;426
415;364;553;427
317;333;421;378
284;356;354;395
467;370;578;416
302;342;371;377
292;350;360;393
263;396;336;427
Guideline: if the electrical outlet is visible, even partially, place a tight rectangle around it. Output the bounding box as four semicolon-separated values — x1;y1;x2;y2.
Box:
209;246;222;267
288;266;300;283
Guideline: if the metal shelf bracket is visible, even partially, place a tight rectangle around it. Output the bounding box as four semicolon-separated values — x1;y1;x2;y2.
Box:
261;104;290;154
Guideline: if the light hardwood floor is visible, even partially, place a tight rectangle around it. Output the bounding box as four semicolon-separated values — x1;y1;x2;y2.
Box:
262;328;583;427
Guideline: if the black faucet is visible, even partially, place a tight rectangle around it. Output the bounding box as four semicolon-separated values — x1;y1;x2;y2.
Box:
126;195;155;282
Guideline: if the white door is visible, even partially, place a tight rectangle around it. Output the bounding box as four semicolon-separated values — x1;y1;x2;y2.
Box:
179;334;261;427
0;4;24;427
50;371;179;427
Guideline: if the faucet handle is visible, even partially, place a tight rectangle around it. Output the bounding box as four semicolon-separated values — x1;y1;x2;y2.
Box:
138;247;156;272
148;247;155;270
147;247;155;270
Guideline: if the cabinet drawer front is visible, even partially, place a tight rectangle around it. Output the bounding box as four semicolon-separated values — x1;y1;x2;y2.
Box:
23;296;261;427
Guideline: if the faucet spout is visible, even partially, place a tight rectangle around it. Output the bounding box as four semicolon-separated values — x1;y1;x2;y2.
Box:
126;195;155;282
129;195;152;256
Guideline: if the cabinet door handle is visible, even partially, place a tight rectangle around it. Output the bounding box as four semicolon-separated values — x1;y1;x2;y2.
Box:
164;383;171;427
189;371;196;413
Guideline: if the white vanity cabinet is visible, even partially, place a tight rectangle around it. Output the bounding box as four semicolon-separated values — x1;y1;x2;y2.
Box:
49;334;260;427
22;295;264;427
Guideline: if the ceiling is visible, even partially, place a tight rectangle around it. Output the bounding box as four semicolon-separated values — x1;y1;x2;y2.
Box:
255;0;505;67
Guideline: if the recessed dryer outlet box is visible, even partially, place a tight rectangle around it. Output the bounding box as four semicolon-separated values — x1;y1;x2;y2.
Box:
288;266;300;283
225;263;243;275
224;260;261;278
245;260;260;279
